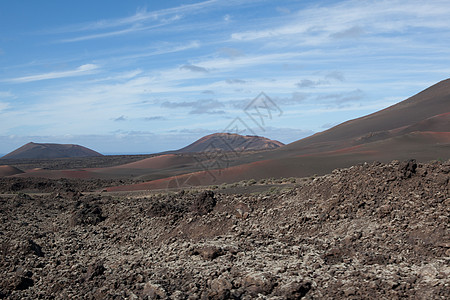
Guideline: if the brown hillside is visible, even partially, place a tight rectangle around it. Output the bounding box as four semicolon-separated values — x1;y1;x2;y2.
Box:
1;142;103;160
175;133;284;153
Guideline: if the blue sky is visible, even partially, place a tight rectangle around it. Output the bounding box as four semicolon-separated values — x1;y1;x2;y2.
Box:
1;0;449;154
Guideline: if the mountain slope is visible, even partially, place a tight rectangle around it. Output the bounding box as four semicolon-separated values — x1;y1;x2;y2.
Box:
282;79;450;154
175;133;284;153
1;142;103;160
0;165;24;177
7;79;450;185
106;79;450;190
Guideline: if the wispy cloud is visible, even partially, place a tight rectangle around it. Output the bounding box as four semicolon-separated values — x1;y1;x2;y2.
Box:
59;15;183;43
113;115;127;122
315;89;365;105
46;0;220;34
330;26;365;39
5;64;99;83
60;24;150;43
231;0;450;43
226;78;246;84
2;0;449;152
180;64;209;73
218;47;244;58
325;71;345;82
119;41;200;61
48;0;257;44
0;91;16;99
296;79;328;88
0;102;9;113
144;116;165;121
161;99;225;114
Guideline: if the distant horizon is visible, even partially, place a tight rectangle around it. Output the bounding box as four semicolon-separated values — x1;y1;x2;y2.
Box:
1;1;449;153
0;129;294;157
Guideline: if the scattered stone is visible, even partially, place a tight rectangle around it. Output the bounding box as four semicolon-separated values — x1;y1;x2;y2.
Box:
277;281;312;299
400;159;417;178
208;278;232;299
70;202;105;226
87;261;106;279
191;245;224;260
234;202;251;219
14;276;34;291
191;191;216;215
28;239;44;257
142;282;167;298
241;272;276;296
0;160;449;299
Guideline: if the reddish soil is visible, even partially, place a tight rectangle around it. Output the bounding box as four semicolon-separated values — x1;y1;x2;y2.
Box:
0;166;24;177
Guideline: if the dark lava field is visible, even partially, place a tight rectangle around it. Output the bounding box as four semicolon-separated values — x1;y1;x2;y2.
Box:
1;160;449;299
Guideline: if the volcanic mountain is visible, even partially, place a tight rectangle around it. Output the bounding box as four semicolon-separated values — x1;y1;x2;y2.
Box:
282;78;450;155
106;79;450;191
174;133;284;153
5;79;450;187
1;142;103;160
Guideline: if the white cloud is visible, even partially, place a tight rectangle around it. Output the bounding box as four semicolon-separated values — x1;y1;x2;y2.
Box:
231;0;450;43
180;64;209;73
89;69;143;83
0;102;8;112
59;17;180;43
45;0;221;34
117;41;200;61
0;91;16;99
5;64;99;83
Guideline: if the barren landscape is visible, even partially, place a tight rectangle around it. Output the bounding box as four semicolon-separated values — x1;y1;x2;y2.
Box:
1;159;449;299
0;78;449;299
2;1;450;299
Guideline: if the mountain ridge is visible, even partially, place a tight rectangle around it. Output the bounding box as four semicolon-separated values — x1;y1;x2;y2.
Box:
173;132;284;153
1;142;103;160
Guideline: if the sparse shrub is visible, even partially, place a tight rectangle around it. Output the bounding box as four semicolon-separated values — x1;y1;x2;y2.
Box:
267;186;281;195
248;179;257;185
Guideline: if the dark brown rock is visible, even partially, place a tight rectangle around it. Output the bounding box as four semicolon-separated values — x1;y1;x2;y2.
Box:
277;281;312;299
241;272;276;296
191;245;224;260
208;278;232;299
191;191;216;215
87;261;106;279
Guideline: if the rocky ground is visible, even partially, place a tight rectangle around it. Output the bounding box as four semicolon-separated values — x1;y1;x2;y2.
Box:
0;160;449;299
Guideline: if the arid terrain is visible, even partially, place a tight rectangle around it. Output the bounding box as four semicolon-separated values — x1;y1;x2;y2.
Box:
1;80;448;189
2;1;449;298
0;80;449;299
1;159;449;299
